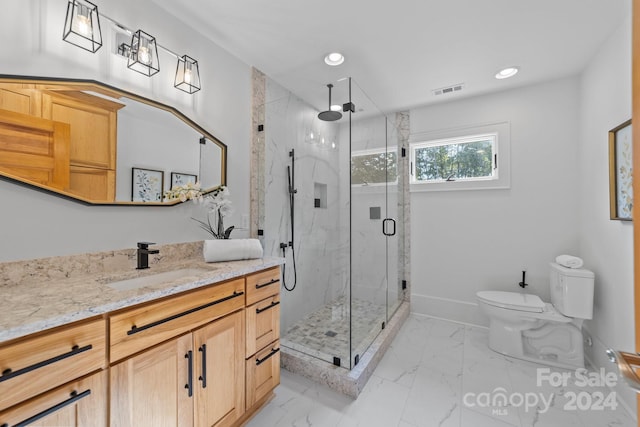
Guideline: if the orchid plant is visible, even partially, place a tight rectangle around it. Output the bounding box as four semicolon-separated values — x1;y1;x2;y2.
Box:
192;186;235;239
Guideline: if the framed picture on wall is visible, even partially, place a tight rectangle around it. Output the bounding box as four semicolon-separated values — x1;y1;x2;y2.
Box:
132;167;164;202
608;119;632;221
170;172;197;189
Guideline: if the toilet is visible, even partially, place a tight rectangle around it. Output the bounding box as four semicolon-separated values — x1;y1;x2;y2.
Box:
476;262;594;369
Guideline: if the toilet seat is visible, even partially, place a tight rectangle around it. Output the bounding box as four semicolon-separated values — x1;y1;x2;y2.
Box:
476;291;545;312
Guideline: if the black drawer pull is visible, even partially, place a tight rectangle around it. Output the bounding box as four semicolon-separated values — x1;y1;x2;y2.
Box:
256;301;280;314
0;344;93;383
255;279;279;289
128;290;244;336
6;389;91;427
256;347;280;366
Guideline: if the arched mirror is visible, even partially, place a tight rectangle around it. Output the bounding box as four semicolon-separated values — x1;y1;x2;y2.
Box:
0;75;226;205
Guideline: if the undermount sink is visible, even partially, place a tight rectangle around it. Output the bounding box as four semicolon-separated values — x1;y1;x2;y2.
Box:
106;268;212;291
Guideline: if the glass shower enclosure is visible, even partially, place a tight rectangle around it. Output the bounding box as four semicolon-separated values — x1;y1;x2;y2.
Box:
261;77;403;370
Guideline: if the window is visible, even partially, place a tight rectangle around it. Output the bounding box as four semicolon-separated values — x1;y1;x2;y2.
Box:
351;147;397;185
409;121;510;191
411;134;497;183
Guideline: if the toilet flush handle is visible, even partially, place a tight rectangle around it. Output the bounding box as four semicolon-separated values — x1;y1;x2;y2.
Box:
606;349;640;393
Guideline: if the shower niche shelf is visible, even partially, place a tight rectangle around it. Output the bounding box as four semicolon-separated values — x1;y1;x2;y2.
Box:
314;182;327;209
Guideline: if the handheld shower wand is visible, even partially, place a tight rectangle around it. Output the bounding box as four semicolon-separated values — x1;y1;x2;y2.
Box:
282;149;298;291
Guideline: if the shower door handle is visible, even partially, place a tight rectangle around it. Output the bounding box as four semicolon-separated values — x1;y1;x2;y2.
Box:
382;218;396;236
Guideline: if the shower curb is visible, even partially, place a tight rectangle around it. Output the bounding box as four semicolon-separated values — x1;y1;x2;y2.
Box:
280;301;410;398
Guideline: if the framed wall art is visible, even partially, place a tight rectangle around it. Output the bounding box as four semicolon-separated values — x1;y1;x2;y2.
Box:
170;172;197;189
132;167;164;202
608;119;632;221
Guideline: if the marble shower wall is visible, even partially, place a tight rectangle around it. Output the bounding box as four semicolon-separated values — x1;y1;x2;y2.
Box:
262;79;349;333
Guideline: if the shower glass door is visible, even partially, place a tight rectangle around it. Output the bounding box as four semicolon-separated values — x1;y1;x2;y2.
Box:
348;78;400;367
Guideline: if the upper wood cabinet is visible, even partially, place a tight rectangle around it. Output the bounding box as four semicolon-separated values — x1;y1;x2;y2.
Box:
41;91;122;201
41;91;120;170
0;109;70;191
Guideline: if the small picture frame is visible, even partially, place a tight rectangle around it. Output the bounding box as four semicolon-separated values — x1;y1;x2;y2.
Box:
171;172;197;189
132;167;164;202
608;119;633;221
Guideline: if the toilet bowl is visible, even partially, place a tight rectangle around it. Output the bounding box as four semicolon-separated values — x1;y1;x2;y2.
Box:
476;262;594;369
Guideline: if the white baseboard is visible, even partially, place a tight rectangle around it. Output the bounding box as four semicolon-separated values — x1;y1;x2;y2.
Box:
410;293;488;327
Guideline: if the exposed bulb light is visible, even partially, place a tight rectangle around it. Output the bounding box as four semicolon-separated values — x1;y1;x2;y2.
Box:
174;55;201;93
495;66;519;79
324;52;345;66
128;30;160;76
62;0;102;52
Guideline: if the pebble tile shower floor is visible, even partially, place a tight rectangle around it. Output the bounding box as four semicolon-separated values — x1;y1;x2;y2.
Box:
281;298;387;367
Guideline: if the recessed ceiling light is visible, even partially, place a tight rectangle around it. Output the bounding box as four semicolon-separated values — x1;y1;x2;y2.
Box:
495;67;519;79
324;52;345;66
330;104;342;112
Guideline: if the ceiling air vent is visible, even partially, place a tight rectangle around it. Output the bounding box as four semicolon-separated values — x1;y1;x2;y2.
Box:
433;83;464;96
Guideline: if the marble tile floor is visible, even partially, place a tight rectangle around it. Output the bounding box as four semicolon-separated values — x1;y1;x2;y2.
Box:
247;314;636;427
281;297;387;367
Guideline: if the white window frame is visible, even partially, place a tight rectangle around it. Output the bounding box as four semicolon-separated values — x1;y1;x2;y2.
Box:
409;121;510;192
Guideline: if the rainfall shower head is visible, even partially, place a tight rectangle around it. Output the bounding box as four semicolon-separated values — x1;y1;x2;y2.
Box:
318;84;342;122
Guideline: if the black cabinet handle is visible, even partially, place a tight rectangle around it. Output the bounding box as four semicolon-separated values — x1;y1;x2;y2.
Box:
255;279;279;289
185;351;193;397
5;389;91;427
198;344;207;388
256;301;280;314
256;347;280;366
0;344;92;383
128;291;244;335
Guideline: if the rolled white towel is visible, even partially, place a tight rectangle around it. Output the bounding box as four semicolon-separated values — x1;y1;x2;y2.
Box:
555;254;584;269
203;239;263;263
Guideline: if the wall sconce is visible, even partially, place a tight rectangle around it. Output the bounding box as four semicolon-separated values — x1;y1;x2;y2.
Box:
62;0;102;53
174;55;201;93
127;30;160;76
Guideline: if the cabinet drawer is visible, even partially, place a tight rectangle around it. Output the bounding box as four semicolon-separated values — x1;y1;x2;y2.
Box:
245;340;280;410
245;267;280;306
110;278;245;363
246;294;280;358
0;370;107;427
0;318;106;410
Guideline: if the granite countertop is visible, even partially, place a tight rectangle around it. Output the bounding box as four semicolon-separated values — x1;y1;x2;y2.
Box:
0;256;283;344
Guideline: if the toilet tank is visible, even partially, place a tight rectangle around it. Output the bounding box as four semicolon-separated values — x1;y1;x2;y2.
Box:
549;262;594;319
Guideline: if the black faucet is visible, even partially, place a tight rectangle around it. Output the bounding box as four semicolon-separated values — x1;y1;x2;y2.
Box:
137;242;159;270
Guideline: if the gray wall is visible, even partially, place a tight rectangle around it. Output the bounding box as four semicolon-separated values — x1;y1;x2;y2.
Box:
410;76;581;324
578;15;635;415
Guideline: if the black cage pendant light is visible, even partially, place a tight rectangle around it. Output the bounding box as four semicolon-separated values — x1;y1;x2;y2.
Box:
174;55;201;93
128;30;160;76
62;0;102;53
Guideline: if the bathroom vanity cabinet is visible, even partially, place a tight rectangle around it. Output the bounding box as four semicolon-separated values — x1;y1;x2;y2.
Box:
0;264;282;427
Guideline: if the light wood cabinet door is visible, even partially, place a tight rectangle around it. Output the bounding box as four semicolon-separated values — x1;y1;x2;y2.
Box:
193;311;245;427
0;370;107;427
110;334;194;427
